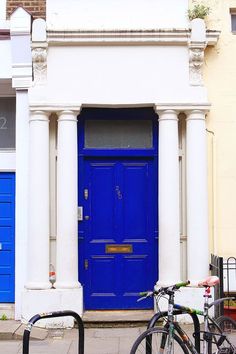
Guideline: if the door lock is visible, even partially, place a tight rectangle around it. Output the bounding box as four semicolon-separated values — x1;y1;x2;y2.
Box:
84;259;89;270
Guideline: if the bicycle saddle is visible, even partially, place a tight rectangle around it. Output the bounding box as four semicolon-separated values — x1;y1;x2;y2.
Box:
198;276;220;287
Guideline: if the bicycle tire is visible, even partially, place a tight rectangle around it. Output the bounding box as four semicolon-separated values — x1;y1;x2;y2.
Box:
209;317;236;354
130;327;189;354
216;316;236;334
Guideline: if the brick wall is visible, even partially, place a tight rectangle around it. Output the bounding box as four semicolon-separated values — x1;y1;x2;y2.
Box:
6;1;46;19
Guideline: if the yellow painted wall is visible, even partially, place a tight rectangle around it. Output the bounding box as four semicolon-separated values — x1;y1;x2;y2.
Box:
195;0;236;257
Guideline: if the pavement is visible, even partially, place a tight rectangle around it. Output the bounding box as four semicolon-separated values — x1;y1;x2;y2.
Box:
0;314;236;354
0;322;146;354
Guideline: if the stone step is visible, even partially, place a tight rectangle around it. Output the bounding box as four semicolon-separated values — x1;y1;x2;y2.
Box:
82;310;155;328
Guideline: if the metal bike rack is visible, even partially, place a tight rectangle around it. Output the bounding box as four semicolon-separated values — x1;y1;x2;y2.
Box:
147;309;201;353
22;310;84;354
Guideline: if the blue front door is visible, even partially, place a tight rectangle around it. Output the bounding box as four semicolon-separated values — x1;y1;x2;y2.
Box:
78;108;158;310
0;173;15;303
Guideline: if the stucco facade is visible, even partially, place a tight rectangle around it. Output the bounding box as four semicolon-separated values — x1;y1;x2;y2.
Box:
0;0;230;325
201;0;236;259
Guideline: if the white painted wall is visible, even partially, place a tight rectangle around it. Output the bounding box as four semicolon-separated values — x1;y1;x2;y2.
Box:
0;0;6;20
45;45;207;105
14;91;30;320
47;0;189;30
0;151;15;170
0;41;12;79
10;7;32;320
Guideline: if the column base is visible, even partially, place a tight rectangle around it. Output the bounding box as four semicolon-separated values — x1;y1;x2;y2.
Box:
25;281;51;290
54;281;81;289
21;288;83;328
154;286;215;324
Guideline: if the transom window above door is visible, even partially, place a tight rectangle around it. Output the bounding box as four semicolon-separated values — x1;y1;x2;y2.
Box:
85;119;153;149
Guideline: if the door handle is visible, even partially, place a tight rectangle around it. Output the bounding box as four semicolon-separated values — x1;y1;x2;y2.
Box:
78;207;83;221
84;215;90;220
0;243;2;250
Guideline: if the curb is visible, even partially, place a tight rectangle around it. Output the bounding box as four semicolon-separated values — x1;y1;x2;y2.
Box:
0;321;48;341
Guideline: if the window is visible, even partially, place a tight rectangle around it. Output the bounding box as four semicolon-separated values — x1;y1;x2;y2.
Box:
85;119;153;149
0;98;16;149
230;9;236;33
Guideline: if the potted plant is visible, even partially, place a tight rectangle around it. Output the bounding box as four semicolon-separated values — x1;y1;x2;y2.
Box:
188;3;210;42
188;4;210;21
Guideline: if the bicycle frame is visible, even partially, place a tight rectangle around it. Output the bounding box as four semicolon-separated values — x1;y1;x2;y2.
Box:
163;289;200;354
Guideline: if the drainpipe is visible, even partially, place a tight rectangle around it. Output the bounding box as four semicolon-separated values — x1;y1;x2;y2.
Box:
206;127;217;256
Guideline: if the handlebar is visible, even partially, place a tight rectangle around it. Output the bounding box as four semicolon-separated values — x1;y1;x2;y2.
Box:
138;280;190;301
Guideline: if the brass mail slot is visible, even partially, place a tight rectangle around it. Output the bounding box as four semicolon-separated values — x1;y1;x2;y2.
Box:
106;244;133;254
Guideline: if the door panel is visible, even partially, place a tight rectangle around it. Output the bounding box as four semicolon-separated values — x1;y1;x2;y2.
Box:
80;158;157;309
0;173;15;303
90;256;116;294
122;163;148;237
90;163;116;239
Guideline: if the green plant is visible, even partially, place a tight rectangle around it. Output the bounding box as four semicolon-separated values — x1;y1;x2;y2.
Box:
0;314;7;320
188;4;210;20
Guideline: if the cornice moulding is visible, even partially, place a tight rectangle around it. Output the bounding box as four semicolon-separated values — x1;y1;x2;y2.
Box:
155;103;211;113
46;29;220;46
30;103;82;113
29;102;211;113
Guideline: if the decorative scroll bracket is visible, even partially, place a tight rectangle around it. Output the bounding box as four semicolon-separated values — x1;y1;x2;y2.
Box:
31;18;47;86
32;44;48;85
189;41;206;86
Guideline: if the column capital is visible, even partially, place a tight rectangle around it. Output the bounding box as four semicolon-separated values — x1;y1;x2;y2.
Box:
29;110;50;122
155;108;179;121
186;109;206;121
57;109;81;121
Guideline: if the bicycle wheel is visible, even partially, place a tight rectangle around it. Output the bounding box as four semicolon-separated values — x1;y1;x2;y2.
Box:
130;327;189;354
216;316;236;334
209;317;236;354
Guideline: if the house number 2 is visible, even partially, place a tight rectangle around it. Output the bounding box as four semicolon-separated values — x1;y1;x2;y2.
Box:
0;117;7;130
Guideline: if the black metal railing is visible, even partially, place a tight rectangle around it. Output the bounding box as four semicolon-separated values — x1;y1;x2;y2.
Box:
210;254;236;317
224;257;236;297
210;254;224;317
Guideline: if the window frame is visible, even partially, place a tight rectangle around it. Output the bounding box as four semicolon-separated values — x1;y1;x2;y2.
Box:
230;8;236;34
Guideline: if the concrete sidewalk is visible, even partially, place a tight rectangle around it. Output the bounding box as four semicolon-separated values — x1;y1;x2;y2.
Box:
0;325;146;354
0;320;236;354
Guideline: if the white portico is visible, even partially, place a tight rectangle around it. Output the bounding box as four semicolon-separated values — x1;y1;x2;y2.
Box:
20;103;210;325
13;0;220;325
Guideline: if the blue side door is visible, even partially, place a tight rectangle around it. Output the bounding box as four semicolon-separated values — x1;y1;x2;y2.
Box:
0;173;15;302
80;157;157;309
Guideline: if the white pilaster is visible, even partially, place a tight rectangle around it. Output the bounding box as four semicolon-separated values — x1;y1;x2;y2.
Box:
186;110;209;283
26;110;51;289
15;91;29;318
55;110;81;289
156;109;181;285
10;7;33;318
